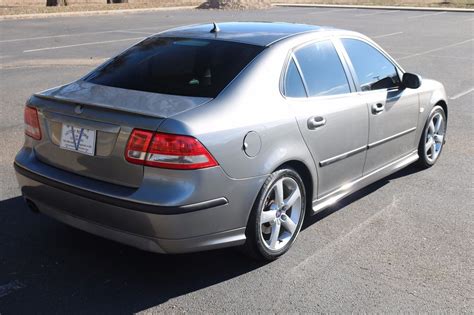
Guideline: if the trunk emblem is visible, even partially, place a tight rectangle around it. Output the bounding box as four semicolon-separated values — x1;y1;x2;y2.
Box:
74;105;83;115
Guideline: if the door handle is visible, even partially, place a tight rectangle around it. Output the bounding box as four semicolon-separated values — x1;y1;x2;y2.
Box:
372;103;385;114
307;116;326;130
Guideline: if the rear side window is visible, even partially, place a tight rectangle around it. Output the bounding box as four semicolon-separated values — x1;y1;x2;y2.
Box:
294;40;350;97
342;38;400;91
85;37;264;98
284;59;307;98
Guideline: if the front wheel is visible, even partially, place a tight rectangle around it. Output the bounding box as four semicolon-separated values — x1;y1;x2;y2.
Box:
417;105;447;168
243;168;306;261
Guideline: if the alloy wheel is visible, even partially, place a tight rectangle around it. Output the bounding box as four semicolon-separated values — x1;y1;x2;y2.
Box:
259;177;302;251
424;112;445;163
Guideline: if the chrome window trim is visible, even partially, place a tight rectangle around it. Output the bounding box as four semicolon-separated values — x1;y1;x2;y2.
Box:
280;35;357;100
336;36;405;93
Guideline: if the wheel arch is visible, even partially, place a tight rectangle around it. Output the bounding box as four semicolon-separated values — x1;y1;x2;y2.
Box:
435;99;448;120
275;160;315;213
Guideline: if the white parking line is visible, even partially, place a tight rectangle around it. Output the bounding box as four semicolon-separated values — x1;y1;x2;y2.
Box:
0;30;123;43
23;37;144;53
372;31;403;39
115;30;156;35
0;25;175;43
450;88;474;100
408;11;447;19
397;38;473;60
309;8;357;15
356;10;399;17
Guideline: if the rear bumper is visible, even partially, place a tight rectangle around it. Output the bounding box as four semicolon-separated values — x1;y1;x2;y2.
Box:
14;148;266;254
15;163;228;215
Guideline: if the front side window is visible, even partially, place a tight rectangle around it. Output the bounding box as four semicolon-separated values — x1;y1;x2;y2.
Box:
284;58;307;98
85;37;264;98
293;40;351;97
341;38;400;91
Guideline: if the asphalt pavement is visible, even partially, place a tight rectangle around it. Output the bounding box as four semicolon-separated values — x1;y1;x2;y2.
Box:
0;6;473;313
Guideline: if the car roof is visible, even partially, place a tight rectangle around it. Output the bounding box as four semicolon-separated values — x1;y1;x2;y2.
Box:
156;22;340;47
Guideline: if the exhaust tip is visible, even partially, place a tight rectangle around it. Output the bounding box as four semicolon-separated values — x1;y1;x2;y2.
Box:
24;198;40;214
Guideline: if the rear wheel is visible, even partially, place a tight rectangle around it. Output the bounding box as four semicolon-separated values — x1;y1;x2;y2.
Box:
243;168;306;261
417;105;447;168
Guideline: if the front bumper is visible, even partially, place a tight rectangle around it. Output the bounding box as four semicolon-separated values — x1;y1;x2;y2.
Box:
14;148;266;254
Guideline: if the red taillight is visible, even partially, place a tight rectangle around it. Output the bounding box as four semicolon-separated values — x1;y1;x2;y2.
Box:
125;129;153;165
24;106;41;140
125;129;218;170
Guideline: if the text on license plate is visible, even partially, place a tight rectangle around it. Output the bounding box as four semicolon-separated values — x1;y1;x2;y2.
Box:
60;124;96;156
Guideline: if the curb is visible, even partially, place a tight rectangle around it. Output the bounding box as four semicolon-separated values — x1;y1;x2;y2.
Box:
0;5;197;20
273;3;474;12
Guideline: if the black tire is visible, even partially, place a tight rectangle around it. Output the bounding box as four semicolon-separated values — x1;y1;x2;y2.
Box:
416;105;447;169
242;168;306;261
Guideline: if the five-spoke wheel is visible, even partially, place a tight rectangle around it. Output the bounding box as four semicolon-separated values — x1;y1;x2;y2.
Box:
243;168;306;261
259;177;302;251
418;105;446;168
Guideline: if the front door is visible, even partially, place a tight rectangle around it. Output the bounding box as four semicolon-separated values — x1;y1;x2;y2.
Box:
340;38;419;174
284;39;369;197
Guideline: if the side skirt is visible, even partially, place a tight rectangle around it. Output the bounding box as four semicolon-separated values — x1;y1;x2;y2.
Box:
311;150;419;214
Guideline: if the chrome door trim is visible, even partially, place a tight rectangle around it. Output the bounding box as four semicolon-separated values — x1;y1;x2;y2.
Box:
318;127;416;167
319;145;366;167
368;127;417;149
312;150;419;214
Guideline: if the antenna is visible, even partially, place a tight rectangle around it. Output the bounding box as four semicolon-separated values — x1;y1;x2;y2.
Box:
210;22;220;33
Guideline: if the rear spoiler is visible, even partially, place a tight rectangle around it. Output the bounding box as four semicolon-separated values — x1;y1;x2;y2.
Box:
34;80;213;119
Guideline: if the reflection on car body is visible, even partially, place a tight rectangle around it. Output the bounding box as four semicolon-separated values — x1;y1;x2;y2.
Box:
15;22;447;261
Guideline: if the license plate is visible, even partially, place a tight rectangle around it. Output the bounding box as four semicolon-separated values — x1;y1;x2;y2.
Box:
60;124;96;156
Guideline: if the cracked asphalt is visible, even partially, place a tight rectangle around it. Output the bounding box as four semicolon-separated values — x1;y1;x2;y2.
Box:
0;6;473;314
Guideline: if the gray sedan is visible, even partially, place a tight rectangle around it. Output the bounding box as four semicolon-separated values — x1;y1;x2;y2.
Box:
14;22;447;260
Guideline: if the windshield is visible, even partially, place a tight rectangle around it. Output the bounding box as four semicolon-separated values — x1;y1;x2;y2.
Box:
84;37;265;98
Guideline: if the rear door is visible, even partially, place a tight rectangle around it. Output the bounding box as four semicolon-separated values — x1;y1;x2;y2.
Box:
285;39;369;197
339;38;419;174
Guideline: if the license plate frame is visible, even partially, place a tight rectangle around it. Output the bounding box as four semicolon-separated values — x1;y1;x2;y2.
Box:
59;124;96;156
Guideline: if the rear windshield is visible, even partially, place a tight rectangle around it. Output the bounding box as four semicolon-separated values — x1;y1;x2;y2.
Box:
84;37;265;98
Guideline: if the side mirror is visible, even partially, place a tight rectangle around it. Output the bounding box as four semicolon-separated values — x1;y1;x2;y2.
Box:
402;72;422;89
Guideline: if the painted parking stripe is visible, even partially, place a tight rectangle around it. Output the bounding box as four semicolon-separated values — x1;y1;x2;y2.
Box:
114;30;155;35
372;31;403;39
408;11;447;19
356;10;400;17
0;29;127;43
23;37;144;53
309;8;358;15
0;25;177;43
450;88;474;100
397;38;473;60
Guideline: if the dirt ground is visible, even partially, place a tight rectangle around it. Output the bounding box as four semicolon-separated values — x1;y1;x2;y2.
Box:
1;0;472;16
0;1;200;16
272;0;473;8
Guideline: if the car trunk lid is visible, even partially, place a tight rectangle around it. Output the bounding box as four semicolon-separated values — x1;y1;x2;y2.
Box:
30;81;212;188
